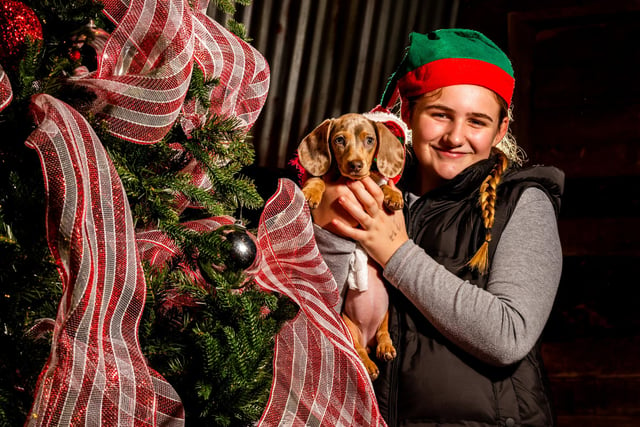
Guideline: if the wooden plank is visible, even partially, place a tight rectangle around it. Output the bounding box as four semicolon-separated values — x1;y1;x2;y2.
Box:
529;18;640;109
529;145;639;178
560;176;640;219
507;2;640;159
543;255;640;341
531;107;640;146
544;338;640;417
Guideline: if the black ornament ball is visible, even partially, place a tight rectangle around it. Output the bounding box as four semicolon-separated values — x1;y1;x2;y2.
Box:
223;227;257;271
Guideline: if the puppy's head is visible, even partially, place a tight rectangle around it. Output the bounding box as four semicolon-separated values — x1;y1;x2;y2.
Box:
329;113;378;179
297;113;379;180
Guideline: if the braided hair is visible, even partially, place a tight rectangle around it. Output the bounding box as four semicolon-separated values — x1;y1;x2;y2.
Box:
467;149;510;274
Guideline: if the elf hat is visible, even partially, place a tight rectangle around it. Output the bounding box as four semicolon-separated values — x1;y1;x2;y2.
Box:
380;29;515;123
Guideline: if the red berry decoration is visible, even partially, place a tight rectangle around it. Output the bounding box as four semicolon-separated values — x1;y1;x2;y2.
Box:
69;49;81;63
0;0;43;73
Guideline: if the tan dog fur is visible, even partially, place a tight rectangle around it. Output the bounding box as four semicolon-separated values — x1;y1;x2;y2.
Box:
297;113;404;379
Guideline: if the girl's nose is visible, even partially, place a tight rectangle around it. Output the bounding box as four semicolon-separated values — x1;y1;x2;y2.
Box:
444;120;465;146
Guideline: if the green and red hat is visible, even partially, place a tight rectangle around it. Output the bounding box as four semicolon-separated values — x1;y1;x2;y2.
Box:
380;29;515;122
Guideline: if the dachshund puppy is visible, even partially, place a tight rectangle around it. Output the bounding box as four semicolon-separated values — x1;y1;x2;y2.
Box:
297;113;404;210
297;113;405;379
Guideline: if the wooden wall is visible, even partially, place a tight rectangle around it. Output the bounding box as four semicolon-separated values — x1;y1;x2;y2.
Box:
459;1;640;425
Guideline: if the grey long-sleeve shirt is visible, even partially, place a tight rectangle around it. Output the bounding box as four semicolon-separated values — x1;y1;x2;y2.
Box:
314;187;562;367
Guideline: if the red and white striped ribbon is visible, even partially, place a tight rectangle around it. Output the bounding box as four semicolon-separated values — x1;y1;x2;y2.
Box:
0;65;12;112
74;0;195;144
136;216;236;274
182;9;270;134
24;94;184;426
254;179;387;427
73;0;269;143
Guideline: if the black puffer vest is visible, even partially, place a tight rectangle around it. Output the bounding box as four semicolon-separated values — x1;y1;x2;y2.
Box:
374;156;564;427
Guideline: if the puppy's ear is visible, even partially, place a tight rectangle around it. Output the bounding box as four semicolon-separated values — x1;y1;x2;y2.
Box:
298;119;332;177
374;122;405;178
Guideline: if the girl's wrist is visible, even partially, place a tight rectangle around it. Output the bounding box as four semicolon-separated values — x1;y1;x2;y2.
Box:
372;235;408;268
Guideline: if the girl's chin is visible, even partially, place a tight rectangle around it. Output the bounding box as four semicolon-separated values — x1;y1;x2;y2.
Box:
439;171;463;181
434;161;470;181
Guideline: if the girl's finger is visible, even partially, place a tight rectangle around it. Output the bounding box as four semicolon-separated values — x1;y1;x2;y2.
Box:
347;179;380;215
337;194;371;227
331;217;364;240
360;177;385;202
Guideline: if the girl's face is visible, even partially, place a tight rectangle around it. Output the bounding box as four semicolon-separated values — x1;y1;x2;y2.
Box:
409;84;508;194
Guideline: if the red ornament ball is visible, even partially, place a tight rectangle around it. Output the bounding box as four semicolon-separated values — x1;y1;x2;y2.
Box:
0;0;43;72
69;49;81;63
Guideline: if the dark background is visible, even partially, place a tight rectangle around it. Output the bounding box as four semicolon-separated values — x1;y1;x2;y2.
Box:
460;2;640;426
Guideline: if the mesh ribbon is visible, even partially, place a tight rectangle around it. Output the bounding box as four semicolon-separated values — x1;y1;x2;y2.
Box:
254;179;386;427
169;156;212;215
72;0;269;144
74;0;195;144
24;94;184;426
182;9;270;135
0;65;12;111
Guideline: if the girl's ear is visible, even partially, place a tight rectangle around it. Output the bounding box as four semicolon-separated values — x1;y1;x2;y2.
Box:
492;116;509;147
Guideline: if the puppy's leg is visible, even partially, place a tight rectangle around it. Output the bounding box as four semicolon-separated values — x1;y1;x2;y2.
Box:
301;177;325;209
381;184;404;211
342;259;392;380
375;311;396;362
341;312;380;380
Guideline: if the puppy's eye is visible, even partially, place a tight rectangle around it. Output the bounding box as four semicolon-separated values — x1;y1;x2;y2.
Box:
365;136;375;146
334;136;346;146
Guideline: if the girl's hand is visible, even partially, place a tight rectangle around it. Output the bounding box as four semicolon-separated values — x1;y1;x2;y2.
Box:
310;176;360;236
331;177;409;267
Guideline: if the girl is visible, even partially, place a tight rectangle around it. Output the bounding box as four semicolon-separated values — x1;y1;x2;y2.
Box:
313;29;564;427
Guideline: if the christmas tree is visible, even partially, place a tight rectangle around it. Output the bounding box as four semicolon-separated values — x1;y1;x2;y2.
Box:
0;0;297;425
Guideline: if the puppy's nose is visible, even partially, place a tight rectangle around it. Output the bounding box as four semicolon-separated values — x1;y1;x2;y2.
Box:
348;160;363;173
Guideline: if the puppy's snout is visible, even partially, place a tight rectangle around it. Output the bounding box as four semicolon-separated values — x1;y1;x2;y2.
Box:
348;160;364;173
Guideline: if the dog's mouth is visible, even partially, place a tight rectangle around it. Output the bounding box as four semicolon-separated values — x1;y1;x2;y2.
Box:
343;171;369;180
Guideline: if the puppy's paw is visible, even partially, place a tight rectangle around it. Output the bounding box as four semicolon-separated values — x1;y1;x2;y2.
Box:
302;178;325;209
376;341;397;362
302;189;322;209
382;186;404;211
363;357;380;380
355;348;380;380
